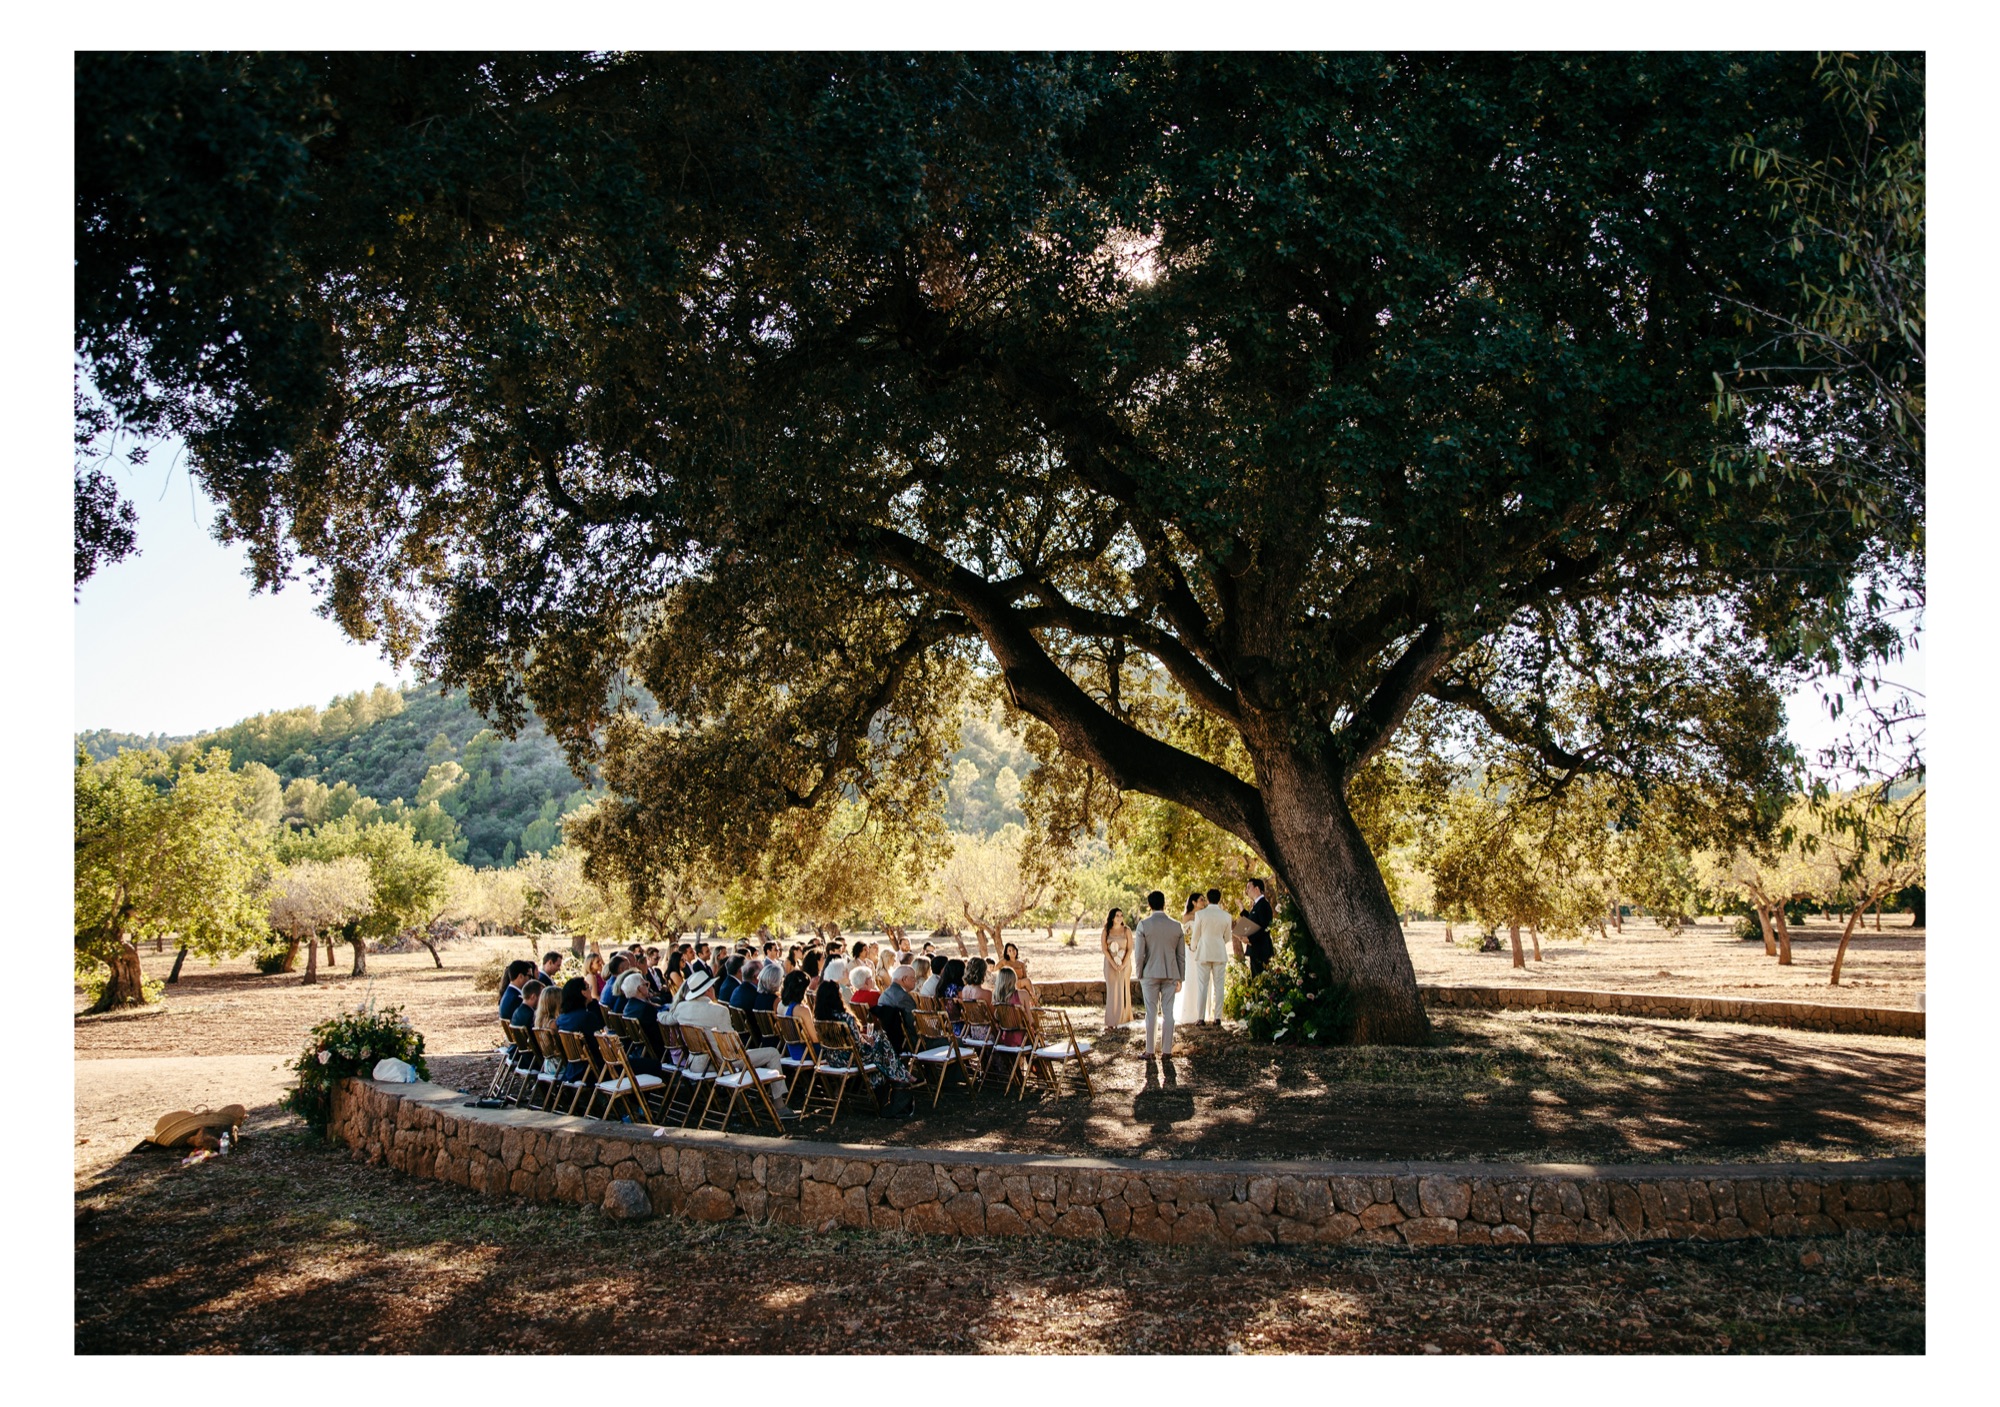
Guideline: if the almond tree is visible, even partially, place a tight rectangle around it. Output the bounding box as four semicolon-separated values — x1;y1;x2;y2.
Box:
267;856;374;986
75;748;273;1010
1815;789;1925;986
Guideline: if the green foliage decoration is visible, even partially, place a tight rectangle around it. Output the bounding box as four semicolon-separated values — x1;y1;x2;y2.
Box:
1222;903;1358;1046
282;1003;429;1135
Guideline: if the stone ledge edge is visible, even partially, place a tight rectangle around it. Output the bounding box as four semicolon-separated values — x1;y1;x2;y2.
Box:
332;1079;1924;1248
1031;980;1922;1037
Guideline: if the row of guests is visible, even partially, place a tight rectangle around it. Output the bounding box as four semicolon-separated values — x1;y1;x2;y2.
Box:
563;933;1041;1007
497;945;1046;1118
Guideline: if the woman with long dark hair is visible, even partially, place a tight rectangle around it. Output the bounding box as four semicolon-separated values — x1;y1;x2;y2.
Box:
1101;907;1134;1027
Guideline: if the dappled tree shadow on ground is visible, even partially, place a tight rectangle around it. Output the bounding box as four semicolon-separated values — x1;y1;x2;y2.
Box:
74;1131;1924;1354
845;1013;1923;1165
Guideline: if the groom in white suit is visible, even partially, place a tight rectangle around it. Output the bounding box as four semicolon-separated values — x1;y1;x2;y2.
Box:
1133;890;1187;1058
1188;887;1233;1025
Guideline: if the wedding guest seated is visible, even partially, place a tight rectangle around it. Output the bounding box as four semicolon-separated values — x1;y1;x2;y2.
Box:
849;965;882;1012
670;972;797;1119
552;979;602;1080
539;950;566;987
498;961;535;1022
992;968;1030;1050
730;959;763;1015
716;955;745;1005
813;959;851;1023
934;957;966;1002
510;979;546;1029
749;961;781;1015
876;964;918;1052
912;956;933;994
960;956;993;1004
778;970;811;1061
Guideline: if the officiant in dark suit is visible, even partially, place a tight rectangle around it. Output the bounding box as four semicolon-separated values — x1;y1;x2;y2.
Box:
1243;878;1275;977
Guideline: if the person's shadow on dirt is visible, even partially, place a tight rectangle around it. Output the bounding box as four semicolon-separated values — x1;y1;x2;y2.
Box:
1132;1056;1195;1136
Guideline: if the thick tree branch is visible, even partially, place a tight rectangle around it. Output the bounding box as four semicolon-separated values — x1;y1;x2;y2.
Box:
1335;621;1455;780
846;522;1275;855
1426;679;1596;776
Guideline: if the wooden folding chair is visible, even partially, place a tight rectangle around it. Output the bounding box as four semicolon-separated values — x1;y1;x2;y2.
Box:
914;993;940;1014
662;1023;718;1127
697;1028;788;1134
797;1016;875;1129
771;1012;818;1089
955;999;999;1078
990;1003;1038;1098
727;1005;759;1046
908;1008;978;1107
591;1029;666;1124
557;1029;606;1116
1027;1006;1095;1096
533;1029;585;1112
487;1020;522;1100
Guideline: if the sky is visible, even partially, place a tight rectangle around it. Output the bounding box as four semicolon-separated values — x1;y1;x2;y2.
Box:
74;443;1924;761
74;450;410;737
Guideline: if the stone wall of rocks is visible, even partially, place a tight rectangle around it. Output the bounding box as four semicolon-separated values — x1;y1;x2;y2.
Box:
332;1079;1923;1247
1032;979;1921;1037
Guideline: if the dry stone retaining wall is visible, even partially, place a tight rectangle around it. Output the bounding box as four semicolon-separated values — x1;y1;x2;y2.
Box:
333;1079;1923;1248
1030;980;1922;1037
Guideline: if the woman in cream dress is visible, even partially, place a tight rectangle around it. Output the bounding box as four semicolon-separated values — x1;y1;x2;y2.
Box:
1101;907;1135;1028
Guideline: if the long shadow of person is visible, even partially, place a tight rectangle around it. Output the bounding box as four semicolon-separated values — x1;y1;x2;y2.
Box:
1132;1056;1196;1140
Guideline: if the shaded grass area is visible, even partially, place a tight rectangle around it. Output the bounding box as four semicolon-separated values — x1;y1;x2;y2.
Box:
76;1129;1922;1354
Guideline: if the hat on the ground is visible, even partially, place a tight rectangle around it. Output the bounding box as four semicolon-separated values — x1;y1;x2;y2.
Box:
681;971;717;1001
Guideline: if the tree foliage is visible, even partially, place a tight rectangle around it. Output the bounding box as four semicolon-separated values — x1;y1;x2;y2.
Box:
75;53;1919;1042
75;747;273;1009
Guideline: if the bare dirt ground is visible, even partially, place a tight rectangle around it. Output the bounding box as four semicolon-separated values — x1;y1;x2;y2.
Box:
819;914;1926;1007
74;1130;1922;1354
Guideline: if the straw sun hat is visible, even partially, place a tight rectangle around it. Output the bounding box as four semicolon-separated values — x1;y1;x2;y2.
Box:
150;1105;247;1148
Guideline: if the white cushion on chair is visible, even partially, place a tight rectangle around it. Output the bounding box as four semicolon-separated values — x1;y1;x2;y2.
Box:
598;1075;664;1094
1034;1041;1092;1059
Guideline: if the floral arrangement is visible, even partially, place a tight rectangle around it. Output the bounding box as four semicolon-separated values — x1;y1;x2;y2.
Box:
282;1000;429;1134
1221;903;1357;1046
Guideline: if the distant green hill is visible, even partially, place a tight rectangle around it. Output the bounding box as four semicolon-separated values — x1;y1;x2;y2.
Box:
81;684;594;869
78;685;1039;870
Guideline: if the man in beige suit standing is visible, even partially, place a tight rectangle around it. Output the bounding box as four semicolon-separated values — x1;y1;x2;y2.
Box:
1133;890;1187;1059
1188;886;1233;1026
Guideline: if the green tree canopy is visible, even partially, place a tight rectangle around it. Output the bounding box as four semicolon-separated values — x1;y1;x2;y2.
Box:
75;53;1920;1041
75;747;273;1009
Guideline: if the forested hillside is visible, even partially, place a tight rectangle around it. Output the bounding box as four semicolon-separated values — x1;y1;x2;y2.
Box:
79;687;1039;869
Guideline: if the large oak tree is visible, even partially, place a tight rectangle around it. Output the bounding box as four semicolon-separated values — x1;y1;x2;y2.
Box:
77;53;1916;1040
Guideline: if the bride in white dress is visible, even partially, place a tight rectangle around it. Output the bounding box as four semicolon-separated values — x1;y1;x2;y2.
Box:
1174;893;1203;1027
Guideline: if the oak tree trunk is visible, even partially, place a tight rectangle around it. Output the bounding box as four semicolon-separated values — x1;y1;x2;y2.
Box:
1754;903;1777;957
350;936;368;977
323;936;337;968
281;938;302;972
1252;753;1429;1044
90;937;149;1012
1509;924;1525;969
303;931;320;985
1444;921;1454;944
1530;925;1541;961
1773;908;1794;966
1830;891;1886;986
420;938;443;969
166;944;189;984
